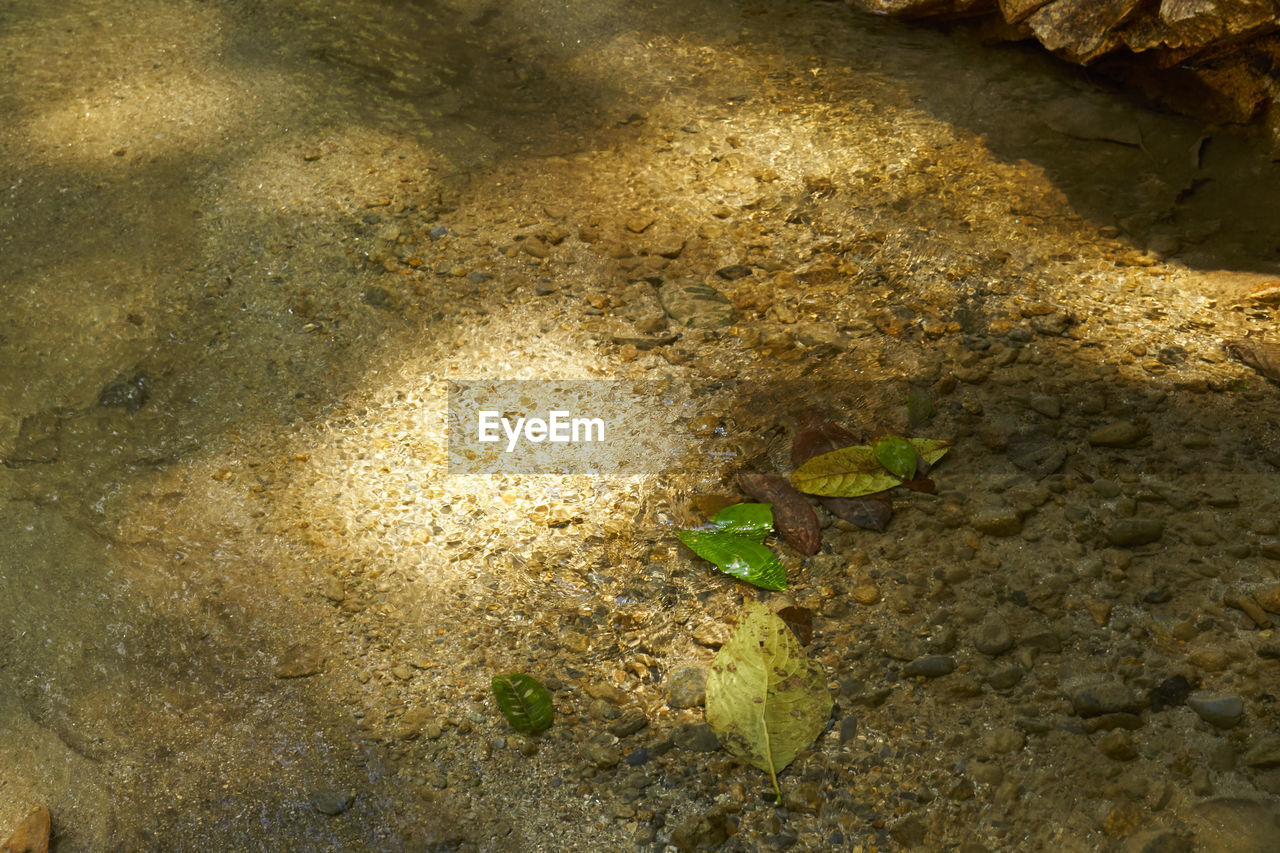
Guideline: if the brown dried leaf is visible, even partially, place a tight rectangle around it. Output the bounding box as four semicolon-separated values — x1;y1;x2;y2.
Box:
820;494;893;531
738;472;820;556
776;605;815;645
791;407;861;467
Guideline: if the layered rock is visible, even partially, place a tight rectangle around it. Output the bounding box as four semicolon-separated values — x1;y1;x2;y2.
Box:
847;0;1280;136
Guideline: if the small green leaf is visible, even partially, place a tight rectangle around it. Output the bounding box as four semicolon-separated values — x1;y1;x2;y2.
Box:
492;673;554;735
710;502;774;541
676;529;786;591
873;435;917;480
706;600;833;803
907;386;934;426
791;438;950;497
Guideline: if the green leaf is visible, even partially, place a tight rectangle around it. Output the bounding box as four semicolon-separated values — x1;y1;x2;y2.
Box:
676;529;786;591
791;438;950;497
710;502;774;541
705;600;833;803
907;386;934;426
873;435;917;480
492;673;554;735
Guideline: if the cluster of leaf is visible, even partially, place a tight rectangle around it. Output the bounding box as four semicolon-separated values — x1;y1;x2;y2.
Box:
679;432;949;590
791;435;950;499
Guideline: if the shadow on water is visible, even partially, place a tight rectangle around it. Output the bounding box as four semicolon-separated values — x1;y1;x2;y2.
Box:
2;0;1279;849
792;9;1280;273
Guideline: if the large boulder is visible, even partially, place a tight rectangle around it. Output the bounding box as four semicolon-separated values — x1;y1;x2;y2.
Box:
847;0;1280;139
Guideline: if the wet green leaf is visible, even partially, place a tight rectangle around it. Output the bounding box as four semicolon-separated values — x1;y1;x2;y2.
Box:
873;434;917;480
791;438;950;497
705;600;833;803
676;529;786;591
492;673;554;735
710;502;774;540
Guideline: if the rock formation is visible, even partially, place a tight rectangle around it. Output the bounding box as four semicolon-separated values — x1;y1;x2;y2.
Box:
848;0;1280;141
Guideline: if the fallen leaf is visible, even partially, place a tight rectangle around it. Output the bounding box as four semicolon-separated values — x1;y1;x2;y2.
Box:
705;600;833;803
820;494;893;530
776;605;814;645
738;472;820;555
873;435;917;480
790;411;894;529
791;407;861;468
677;528;786;590
791;439;950;498
492;673;554;735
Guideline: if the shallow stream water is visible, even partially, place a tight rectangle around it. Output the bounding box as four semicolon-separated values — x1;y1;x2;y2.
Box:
4;1;1280;850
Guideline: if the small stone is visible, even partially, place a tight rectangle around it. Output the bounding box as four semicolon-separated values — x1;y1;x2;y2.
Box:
902;655;956;679
98;372;150;413
274;644;324;678
669;807;729;851
851;583;880;605
970;508;1023;537
1102;800;1141;838
1070;681;1141;716
986;666;1023;689
582;740;620;769
665;667;708;709
608;707;649;738
657;278;735;328
969;761;1004;785
980;728;1026;755
322;577;346;603
973;617;1015;656
1187;693;1245;729
672;722;719;753
1187;645;1233;672
1028;395;1062;418
1104;518;1164;547
715;263;752;280
625;215;656;234
309;789;353;816
839;715;858;744
1088;421;1146;447
1243;735;1280;768
396;707;437;740
1098;730;1139;761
